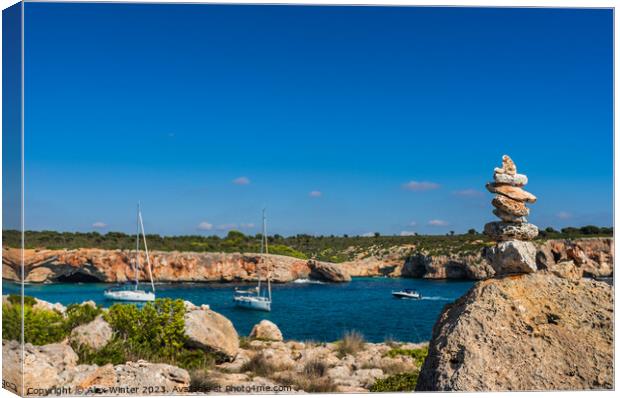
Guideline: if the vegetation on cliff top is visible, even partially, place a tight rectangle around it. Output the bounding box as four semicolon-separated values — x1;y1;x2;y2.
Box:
2;225;612;263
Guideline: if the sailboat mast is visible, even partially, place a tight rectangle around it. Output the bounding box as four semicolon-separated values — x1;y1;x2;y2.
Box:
263;209;271;301
138;206;156;293
135;203;140;289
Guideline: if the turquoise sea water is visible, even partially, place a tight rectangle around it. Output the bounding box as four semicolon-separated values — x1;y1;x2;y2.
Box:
2;278;474;343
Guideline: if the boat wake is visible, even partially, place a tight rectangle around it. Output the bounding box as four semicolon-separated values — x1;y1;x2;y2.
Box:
420;296;452;301
292;278;325;284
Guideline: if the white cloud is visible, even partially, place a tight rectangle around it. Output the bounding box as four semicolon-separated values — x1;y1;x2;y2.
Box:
453;189;484;198
408;221;417;227
402;181;440;191
557;211;572;220
240;223;255;229
197;221;213;231
400;230;417;236
92;222;107;229
361;232;375;237
217;223;238;231
428;219;449;227
309;190;322;197
232;176;250;185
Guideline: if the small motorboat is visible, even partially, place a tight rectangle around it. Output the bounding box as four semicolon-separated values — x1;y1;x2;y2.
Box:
392;289;421;299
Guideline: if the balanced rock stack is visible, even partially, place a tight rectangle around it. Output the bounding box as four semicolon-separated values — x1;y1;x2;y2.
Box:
484;155;539;275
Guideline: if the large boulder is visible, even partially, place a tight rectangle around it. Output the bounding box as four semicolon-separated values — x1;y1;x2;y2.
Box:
308;260;351;282
184;309;239;360
61;361;190;393
113;360;190;391
2;341;78;394
70;315;113;351
484;240;537;275
417;272;613;391
2;340;190;395
249;320;283;341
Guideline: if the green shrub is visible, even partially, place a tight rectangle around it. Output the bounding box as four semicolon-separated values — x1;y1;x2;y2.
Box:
2;304;22;342
7;294;36;306
105;298;186;359
74;339;128;366
370;371;420;392
94;298;214;370
267;244;308;259
2;303;68;345
65;303;103;331
385;346;429;367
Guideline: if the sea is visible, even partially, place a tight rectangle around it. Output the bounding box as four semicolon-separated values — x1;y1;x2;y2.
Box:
2;277;474;343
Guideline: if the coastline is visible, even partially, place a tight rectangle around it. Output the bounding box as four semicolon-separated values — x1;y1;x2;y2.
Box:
2;296;430;394
3;237;613;284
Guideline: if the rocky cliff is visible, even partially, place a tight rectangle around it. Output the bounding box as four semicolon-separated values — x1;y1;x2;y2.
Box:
416;272;613;391
2;237;611;284
340;237;613;280
1;249;349;284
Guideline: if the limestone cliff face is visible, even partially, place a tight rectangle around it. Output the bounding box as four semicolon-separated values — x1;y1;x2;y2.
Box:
2;238;611;284
2;249;325;284
416;272;613;391
341;237;613;280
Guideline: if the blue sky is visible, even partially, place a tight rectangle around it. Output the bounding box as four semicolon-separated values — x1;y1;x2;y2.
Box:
15;3;613;236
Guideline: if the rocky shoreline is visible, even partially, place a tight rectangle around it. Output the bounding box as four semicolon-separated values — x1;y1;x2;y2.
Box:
2;297;428;395
2;237;613;284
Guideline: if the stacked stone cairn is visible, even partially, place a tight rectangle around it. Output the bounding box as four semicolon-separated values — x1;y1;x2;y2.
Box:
484;155;539;275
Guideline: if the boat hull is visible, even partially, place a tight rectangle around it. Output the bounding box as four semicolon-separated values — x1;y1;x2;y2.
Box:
104;290;155;302
233;296;271;311
392;292;421;299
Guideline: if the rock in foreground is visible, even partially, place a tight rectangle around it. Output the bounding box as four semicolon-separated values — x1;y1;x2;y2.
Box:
249;320;283;341
184;308;240;360
417;272;613;391
70;315;113;351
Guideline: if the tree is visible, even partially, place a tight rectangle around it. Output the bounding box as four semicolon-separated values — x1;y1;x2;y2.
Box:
579;225;600;235
374;232;381;237
467;228;477;235
226;230;245;240
561;227;579;235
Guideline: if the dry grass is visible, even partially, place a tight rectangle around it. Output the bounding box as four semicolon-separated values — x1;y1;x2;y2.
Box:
240;352;278;377
303;359;328;378
277;374;337;393
378;360;411;376
336;331;366;357
189;369;220;392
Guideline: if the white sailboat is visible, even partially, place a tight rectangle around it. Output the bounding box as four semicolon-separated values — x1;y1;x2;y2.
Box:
104;203;156;302
233;209;272;311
